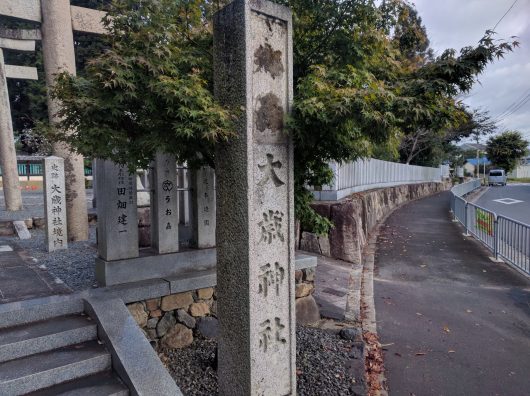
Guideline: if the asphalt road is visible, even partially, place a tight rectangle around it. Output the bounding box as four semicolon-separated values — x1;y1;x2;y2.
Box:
374;192;530;396
475;184;530;225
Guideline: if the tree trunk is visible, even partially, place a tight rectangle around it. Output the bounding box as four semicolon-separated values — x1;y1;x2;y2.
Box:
0;49;22;211
41;0;88;241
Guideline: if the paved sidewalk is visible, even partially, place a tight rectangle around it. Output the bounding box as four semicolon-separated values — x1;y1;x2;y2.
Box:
0;242;70;303
374;191;530;396
313;255;352;320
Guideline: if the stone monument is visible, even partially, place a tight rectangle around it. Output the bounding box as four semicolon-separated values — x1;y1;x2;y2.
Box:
151;152;179;254
95;160;138;261
191;166;216;248
214;1;295;394
44;156;68;251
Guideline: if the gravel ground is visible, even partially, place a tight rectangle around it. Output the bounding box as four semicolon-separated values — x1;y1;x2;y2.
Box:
160;326;364;396
0;226;98;291
0;190;95;221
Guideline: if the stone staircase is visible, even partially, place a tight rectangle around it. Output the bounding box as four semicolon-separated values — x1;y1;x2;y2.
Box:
0;313;128;395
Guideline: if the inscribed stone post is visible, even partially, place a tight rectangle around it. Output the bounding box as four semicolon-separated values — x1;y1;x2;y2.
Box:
151;152;179;254
44;156;67;251
191;167;216;248
214;1;295;394
95;160;138;261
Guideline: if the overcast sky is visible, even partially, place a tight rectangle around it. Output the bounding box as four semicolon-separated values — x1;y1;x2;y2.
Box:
413;0;530;143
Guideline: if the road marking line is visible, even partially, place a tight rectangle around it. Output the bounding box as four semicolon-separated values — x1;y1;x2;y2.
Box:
0;245;13;252
493;198;524;205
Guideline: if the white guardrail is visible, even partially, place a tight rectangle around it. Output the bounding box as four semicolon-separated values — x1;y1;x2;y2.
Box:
450;180;530;277
312;158;445;201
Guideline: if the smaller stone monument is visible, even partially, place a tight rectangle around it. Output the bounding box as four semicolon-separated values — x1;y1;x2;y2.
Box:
95;160;138;261
44;156;68;251
191;166;216;248
151;152;179;254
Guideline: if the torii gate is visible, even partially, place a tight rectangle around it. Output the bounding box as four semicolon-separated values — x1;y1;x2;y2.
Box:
0;0;106;240
0;29;39;211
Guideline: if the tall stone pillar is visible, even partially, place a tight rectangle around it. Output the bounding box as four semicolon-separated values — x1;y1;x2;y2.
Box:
214;1;295;394
41;0;88;241
0;48;22;211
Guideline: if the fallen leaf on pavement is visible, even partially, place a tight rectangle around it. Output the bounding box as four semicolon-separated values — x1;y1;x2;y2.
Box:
443;325;451;333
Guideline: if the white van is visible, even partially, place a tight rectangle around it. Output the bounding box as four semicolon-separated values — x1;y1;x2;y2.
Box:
488;169;507;186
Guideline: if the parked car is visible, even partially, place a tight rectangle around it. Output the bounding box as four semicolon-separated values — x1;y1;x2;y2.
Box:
488;169;507;186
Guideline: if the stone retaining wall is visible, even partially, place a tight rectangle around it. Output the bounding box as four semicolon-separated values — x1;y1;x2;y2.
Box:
300;181;451;264
125;267;317;349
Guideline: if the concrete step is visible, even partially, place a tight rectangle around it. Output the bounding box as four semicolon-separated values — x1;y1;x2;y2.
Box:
25;371;129;396
0;295;84;329
0;315;97;363
0;341;111;396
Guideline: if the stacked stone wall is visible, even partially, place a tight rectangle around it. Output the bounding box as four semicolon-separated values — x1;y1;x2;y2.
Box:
126;267;317;348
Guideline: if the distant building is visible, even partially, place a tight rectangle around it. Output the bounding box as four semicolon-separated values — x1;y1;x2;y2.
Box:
464;157;491;176
520;155;530;165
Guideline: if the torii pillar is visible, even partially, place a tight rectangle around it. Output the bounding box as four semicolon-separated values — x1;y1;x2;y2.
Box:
40;0;88;241
0;49;22;211
0;29;40;211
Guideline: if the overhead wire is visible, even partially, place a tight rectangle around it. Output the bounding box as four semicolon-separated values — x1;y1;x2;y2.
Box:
496;94;530;121
492;88;530;121
474;0;526;130
491;0;519;31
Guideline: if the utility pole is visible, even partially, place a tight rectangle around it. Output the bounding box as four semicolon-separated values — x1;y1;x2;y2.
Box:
476;149;480;179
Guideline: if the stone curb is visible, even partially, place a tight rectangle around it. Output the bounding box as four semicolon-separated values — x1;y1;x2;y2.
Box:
464;185;489;204
360;224;387;396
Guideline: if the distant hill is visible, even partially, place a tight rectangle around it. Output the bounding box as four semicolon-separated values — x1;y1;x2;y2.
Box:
458;142;487;151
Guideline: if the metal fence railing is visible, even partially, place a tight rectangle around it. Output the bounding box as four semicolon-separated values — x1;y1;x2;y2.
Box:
450;180;530;276
497;216;530;274
466;203;496;251
312;158;445;200
0;161;92;178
